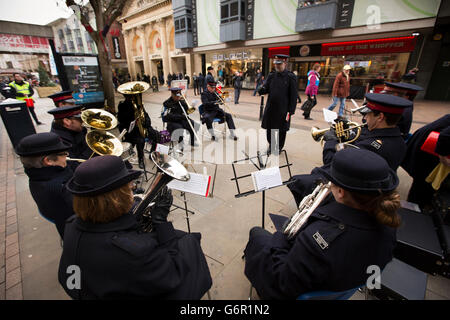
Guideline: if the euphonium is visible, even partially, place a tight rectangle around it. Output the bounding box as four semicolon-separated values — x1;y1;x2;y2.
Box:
133;151;190;232
117;81;150;138
283;182;331;239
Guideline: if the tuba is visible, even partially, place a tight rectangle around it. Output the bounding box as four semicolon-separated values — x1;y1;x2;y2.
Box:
117;81;150;138
283;182;331;239
133;151;190;232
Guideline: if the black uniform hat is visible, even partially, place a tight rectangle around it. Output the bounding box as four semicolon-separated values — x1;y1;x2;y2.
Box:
384;82;423;93
207;81;217;87
358;93;412;115
48;90;76;106
169;87;182;96
273;54;289;64
207;66;214;71
48;105;83;119
66;155;142;196
15;132;71;157
317;148;399;193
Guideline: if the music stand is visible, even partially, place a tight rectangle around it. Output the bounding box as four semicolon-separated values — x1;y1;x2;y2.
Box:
169;192;196;233
231;150;293;228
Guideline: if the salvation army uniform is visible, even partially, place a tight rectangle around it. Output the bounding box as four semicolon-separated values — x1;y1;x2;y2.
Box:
382;82;423;138
288;93;411;206
244;149;398;299
15;132;75;237
162;87;197;146
258;54;298;152
48;105;92;170
48;90;76;107
58;156;212;299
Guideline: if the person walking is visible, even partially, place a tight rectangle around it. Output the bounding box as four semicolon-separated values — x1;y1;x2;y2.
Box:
253;69;263;96
198;73;204;94
232;71;243;104
9;73;43;125
302;63;321;120
327;65;351;117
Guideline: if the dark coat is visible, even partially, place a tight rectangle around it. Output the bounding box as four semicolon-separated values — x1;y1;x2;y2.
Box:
244;201;396;299
323;127;406;171
118;99;159;144
232;75;243;89
58;214;212;299
401;114;450;207
51;122;92;171
397;107;414;137
200;90;226;124
205;72;214;89
25;166;75;237
162;97;195;135
259;70;298;131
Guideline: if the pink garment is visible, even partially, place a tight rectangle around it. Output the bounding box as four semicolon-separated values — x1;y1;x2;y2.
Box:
305;72;318;96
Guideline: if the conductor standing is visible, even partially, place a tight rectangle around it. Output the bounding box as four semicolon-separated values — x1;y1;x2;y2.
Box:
258;54;297;154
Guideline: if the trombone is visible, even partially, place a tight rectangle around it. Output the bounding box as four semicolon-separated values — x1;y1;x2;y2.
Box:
214;90;237;118
179;92;202;145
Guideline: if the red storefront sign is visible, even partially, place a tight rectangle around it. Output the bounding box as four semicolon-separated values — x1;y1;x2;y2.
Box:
268;46;290;58
321;36;416;56
0;33;49;53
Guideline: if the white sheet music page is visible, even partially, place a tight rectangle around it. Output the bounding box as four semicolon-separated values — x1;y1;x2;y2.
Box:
251;166;282;192
128;120;136;133
323;108;337;123
155;144;170;155
168;173;212;197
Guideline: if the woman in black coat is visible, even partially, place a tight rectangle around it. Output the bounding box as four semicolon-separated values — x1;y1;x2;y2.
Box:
245;148;401;299
59;155;212;299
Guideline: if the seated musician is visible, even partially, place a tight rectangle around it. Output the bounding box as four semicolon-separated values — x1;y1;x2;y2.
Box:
58;155;212;299
288;93;412;205
245;148;400;299
117;93;160;169
15;132;75;237
162;87;199;147
48;90;77;108
200;81;238;141
402;114;450;211
48;105;92;171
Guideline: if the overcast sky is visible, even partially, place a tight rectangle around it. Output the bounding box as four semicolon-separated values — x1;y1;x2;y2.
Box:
0;0;72;26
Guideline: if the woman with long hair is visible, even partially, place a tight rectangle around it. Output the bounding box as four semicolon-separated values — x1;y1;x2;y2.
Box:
303;63;321;120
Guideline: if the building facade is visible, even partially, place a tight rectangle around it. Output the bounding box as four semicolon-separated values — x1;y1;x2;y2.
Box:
119;0;195;83
173;0;445;99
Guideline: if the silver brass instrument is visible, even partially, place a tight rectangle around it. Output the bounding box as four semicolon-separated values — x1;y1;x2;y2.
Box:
117;81;150;138
283;182;331;239
133;151;190;232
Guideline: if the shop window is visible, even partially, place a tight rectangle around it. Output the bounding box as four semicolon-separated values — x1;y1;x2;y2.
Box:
175;16;192;34
68;40;75;51
58;29;65;39
221;0;246;24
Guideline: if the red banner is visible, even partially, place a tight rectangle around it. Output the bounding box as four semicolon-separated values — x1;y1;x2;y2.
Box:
321;36;416;56
268;46;290;58
0;33;49;53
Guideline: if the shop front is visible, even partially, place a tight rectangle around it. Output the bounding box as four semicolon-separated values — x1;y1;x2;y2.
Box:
206;48;263;89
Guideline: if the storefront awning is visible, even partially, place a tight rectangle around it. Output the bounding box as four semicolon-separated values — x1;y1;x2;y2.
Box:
321;36;417;56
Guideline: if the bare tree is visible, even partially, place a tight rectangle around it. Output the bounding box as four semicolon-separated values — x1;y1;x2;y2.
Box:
64;0;129;112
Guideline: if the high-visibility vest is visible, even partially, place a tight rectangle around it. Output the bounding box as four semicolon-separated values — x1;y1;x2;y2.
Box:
9;81;31;101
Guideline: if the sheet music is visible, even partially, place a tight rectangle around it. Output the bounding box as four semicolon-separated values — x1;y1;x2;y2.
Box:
128;120;136;133
251;166;282;192
168;173;211;197
155;144;170;155
323;108;337;123
400;200;421;213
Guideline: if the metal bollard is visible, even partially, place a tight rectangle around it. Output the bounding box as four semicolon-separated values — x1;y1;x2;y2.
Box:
259;96;264;121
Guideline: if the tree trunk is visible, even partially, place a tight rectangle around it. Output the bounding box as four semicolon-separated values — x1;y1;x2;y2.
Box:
97;40;115;113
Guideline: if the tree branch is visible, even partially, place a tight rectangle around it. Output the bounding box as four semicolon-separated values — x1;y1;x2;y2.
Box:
65;0;99;43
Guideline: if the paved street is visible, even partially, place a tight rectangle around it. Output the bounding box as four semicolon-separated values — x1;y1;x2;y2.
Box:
0;87;449;300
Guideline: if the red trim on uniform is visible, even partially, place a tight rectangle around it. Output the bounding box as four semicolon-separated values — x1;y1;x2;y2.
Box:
52;95;73;102
366;102;405;114
53;110;81;119
421;131;439;157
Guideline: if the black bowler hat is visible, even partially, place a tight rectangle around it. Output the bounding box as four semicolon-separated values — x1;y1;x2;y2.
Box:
384;82;423;93
273;54;289;64
48;90;76;106
48;105;83;119
66;155;142;196
15;132;71;157
317;148;399;193
358;93;412;115
207;66;214;71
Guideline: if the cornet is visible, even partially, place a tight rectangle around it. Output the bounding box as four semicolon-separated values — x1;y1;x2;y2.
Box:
311;120;366;145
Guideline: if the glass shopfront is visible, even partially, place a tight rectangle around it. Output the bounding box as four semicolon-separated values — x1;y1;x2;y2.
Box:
206;48;263;89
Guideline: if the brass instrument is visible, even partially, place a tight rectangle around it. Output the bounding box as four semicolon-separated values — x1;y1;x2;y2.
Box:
117;81;150;138
180;92;196;114
214;90;237;118
283;182;331;239
311;120;366;145
133;151;190;232
81;109;117;130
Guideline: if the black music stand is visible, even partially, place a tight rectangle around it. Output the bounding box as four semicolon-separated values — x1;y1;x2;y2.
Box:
169;192;196;233
231;150;293;229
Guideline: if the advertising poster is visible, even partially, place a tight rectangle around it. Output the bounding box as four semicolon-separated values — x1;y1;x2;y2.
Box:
62;55;104;104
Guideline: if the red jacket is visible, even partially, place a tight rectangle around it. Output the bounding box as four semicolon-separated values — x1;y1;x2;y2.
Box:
332;72;350;98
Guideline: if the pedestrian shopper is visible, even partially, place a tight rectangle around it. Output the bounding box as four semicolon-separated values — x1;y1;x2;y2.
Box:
193;73;199;95
302;63;321;120
253;69;263;96
232;71;243;104
198;73;205;94
9;73;43;125
327;65;351;117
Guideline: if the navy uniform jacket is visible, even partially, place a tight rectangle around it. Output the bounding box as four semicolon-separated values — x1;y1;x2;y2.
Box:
244;201;396;299
323;126;406;171
200;90;226;123
25;166;75;237
58;214;212;299
50;122;92;171
259;70;298;131
162;97;189;123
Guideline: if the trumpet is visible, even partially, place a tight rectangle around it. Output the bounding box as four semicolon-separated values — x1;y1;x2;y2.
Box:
133;151;190;232
311;120;366;145
117;81;150;138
